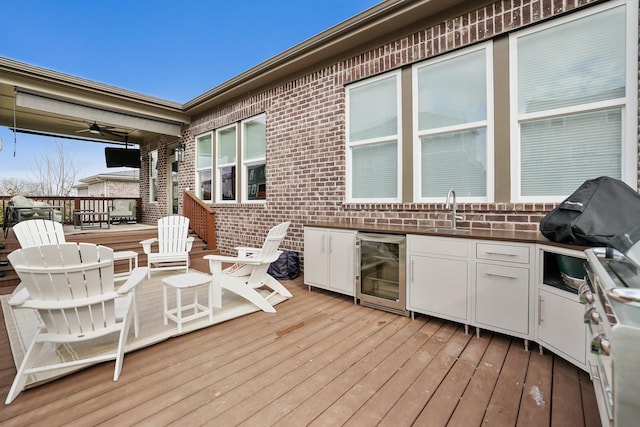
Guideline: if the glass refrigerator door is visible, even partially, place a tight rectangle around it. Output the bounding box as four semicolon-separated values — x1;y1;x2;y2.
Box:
360;239;400;302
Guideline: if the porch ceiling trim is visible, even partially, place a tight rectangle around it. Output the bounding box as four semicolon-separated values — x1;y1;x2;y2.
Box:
15;89;183;137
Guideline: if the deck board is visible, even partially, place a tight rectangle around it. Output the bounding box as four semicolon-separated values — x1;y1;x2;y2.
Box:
0;277;601;426
414;330;492;425
448;334;511;426
516;348;553;426
475;338;529;426
551;356;586;426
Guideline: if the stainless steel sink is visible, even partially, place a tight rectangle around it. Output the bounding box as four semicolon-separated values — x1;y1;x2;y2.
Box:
424;227;470;234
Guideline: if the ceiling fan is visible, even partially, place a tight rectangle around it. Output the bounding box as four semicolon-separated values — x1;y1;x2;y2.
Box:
76;121;128;138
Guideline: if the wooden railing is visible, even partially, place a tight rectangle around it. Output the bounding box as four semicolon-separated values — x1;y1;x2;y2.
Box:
183;190;216;250
0;196;141;226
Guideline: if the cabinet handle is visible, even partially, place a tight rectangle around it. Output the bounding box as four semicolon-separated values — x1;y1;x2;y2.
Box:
355;241;360;280
485;251;517;257
538;295;543;324
485;272;518;280
321;234;326;252
411;259;414;284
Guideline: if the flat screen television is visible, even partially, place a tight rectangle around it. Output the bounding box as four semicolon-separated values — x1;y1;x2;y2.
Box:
105;147;141;168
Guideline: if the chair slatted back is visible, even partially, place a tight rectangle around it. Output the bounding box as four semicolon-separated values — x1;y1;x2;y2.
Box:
247;222;290;285
157;215;190;253
13;219;65;248
8;242;117;335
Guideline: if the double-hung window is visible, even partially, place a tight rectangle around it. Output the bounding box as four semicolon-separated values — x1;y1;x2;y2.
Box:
346;71;402;202
149;149;158;202
510;0;637;201
413;43;493;202
242;114;266;202
195;133;213;202
216;124;237;202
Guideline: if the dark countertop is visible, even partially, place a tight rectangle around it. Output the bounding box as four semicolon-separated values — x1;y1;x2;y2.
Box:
305;222;590;252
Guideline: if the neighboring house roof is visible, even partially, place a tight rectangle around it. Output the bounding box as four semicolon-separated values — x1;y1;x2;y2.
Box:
74;170;140;189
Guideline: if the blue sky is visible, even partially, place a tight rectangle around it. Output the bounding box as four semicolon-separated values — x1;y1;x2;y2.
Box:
0;0;380;183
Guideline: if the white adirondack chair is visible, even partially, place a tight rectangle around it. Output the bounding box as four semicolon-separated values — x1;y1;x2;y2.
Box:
141;215;194;278
13;219;142;336
5;242;148;405
12;219;65;248
204;221;292;313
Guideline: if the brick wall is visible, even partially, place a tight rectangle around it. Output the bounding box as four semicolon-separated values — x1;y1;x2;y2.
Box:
150;0;621;258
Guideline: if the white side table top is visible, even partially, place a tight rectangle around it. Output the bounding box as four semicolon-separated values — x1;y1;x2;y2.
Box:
114;250;138;261
162;272;212;289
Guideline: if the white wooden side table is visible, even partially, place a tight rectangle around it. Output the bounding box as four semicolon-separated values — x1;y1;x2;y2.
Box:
161;272;214;333
113;250;139;282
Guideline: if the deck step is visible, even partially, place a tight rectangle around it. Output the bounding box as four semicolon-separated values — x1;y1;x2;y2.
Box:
0;225;219;295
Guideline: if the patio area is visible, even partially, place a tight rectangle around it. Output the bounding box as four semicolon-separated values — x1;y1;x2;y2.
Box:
0;272;600;426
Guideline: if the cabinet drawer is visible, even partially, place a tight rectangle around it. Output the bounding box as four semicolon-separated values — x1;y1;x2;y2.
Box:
476;242;530;264
408;235;468;258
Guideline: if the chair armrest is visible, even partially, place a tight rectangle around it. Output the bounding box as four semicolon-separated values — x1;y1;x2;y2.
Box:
234;246;262;257
140;238;157;254
117;267;149;294
8;284;29;306
204;254;263;265
186;236;195;252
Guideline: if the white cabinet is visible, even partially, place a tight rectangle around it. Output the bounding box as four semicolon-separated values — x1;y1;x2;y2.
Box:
473;242;533;341
304;227;357;296
537;287;586;367
407;235;470;323
535;245;588;369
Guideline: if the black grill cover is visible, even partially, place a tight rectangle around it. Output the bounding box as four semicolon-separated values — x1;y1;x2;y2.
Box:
539;176;640;246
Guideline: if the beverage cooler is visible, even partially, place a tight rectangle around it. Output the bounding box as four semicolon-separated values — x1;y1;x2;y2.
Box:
356;233;407;316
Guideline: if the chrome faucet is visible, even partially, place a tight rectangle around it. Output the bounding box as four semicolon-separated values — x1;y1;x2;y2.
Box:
446;189;463;229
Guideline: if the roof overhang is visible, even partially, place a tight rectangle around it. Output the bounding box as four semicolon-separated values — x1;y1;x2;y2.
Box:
0;58;190;145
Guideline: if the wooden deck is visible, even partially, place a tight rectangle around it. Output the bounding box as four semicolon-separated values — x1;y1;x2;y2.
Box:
0;273;601;426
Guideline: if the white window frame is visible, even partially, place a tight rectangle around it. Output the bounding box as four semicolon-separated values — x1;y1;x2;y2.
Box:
195;132;213;203
215;123;238;203
346;70;402;203
509;0;638;202
149;149;158;203
412;42;494;203
241;114;266;203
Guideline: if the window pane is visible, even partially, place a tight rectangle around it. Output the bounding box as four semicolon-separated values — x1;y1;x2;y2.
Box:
349;76;397;141
247;164;266;200
518;6;626;114
352;141;397;198
149;150;158;179
417;49;487;130
220;166;236;201
196;134;212;169
521;109;621;196
421;129;487;197
149;150;158;202
218;127;237;164
243;117;265;160
198;169;212;200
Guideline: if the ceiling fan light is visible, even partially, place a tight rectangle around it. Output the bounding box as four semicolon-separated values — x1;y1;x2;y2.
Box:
89;123;101;134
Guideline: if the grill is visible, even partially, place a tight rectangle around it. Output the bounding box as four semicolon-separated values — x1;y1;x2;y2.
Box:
583;245;640;426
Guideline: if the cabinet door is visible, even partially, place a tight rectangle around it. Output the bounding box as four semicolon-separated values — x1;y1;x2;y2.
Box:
537;289;586;365
475;263;529;335
303;228;329;287
328;231;356;295
409;254;468;321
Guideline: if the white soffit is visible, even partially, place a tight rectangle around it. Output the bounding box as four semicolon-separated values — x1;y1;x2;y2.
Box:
15;89;182;136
